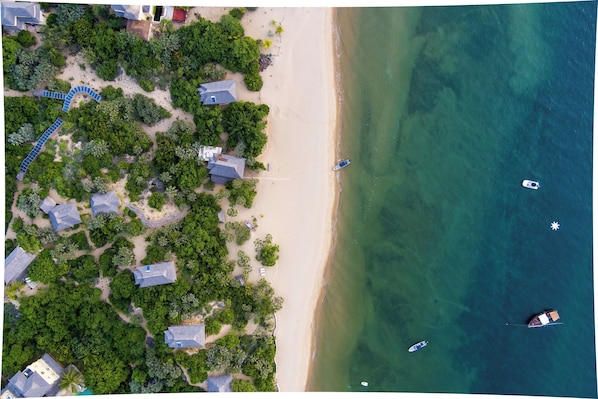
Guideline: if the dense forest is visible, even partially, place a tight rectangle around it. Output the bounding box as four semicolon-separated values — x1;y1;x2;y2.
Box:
3;3;282;393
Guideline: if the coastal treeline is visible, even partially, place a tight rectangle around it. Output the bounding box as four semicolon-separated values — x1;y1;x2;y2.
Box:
3;4;263;92
3;3;281;394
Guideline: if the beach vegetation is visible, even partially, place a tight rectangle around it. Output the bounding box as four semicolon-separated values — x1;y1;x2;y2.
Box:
226;179;258;209
229;8;246;20
241;335;277;391
124;218;146;237
262;39;273;49
220;14;245;39
6;46;60;91
2;36;20;74
222;101;269;160
254;234;280;267
174;351;209;384
139;77;154;92
46;77;72;93
148;192;166;211
16;30;37;48
59;366;84;393
16;187;42;219
16;230;42;253
3;4;281;393
4;281;24;300
204;316;222;336
223;221;251;245
8;123;36;146
28;248;70;283
112;246;136;268
68;254;99;283
50;239;79;265
232;379;257;392
109;270;137;313
244;70;264;91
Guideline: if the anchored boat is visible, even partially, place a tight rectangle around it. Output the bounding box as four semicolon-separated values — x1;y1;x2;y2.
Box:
522;180;540;189
528;309;560;328
408;340;428;352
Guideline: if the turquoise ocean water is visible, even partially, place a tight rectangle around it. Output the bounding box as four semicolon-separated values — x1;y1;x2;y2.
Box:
308;3;597;397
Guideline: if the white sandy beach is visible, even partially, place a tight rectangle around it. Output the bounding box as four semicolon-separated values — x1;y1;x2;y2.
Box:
217;7;339;391
5;6;338;392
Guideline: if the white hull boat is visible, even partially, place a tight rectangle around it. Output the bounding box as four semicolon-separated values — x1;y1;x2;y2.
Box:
408;340;428;352
522;180;540;189
333;159;351;171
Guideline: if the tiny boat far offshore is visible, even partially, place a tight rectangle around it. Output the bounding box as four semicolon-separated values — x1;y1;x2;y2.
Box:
522;180;540;189
408;340;428;352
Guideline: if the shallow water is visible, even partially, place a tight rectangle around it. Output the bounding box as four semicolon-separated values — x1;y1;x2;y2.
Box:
309;4;597;396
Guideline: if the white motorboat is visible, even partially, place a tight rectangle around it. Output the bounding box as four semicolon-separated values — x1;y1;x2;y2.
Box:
522;180;540;189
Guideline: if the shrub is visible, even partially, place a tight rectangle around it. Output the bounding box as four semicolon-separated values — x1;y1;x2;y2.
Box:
70;230;91;250
16;30;36;47
218;308;235;325
229;8;245;19
148;192;165;211
139;77;154;92
244;71;263;91
204;316;222;336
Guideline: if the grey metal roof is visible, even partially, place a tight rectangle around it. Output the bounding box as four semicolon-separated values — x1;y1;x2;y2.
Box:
217;210;226;224
4;246;36;284
90;191;120;217
198;80;238;105
164;324;205;348
133;261;177;287
1;2;42;31
207;375;233;392
39;197;56;214
207;154;245;184
0;386;22;399
6;354;63;398
110;5;142;20
48;203;81;232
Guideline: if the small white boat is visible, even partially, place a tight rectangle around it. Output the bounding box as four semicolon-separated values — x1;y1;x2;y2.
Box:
408;340;428;352
360;381;369;387
333;159;351;171
522;180;540;189
244;221;256;231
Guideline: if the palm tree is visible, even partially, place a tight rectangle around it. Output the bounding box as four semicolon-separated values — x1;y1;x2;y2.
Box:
59;366;83;393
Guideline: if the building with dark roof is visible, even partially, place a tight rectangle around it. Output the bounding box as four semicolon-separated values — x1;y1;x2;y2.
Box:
4;246;36;285
198;80;238;105
207;154;245;185
164;324;205;348
2;354;63;398
133;262;176;288
90;191;120;217
48;203;81;232
207;375;233;392
1;2;43;32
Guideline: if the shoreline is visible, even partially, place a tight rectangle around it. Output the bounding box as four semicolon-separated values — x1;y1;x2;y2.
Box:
305;7;342;392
